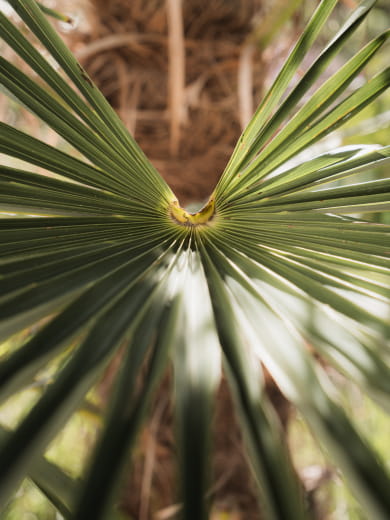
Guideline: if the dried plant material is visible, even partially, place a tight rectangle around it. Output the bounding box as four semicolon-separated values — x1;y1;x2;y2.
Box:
139;398;169;520
75;0;280;205
238;43;255;130
155;502;182;520
166;0;186;155
74;33;156;61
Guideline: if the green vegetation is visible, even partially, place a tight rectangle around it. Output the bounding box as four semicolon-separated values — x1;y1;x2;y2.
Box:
0;0;389;518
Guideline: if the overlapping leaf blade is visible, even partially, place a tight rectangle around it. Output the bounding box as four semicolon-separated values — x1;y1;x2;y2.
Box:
0;0;389;518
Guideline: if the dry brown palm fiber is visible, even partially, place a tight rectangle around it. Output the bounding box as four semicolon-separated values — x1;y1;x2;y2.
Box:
68;0;298;205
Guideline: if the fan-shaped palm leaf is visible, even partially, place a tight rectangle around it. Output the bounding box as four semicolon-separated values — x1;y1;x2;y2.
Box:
0;0;389;519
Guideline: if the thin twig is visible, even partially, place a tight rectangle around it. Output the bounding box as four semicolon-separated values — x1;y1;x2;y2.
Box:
74;33;162;61
166;0;186;156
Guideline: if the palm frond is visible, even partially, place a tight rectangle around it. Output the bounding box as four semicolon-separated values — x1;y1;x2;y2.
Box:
0;0;389;518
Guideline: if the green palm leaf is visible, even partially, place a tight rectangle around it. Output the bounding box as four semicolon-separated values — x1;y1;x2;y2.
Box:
1;0;389;519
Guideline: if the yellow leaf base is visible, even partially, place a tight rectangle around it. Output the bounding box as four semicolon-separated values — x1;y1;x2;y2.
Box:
169;196;216;227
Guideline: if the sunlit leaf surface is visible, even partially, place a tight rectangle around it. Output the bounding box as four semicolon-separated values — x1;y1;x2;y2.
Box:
0;1;389;519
